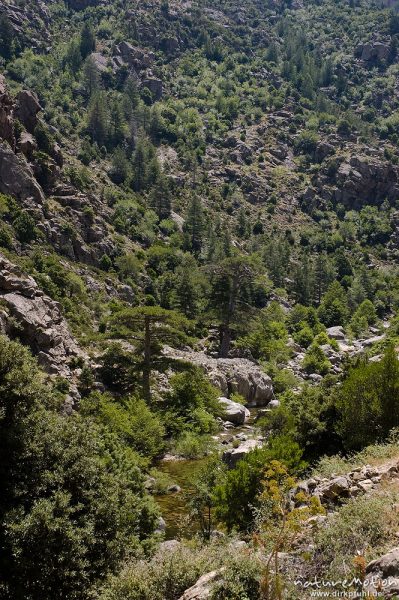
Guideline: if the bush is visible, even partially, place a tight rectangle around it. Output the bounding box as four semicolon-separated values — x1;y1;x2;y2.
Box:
0;335;157;600
172;431;216;459
13;211;37;243
80;393;165;461
293;325;314;348
98;541;227;600
314;490;399;580
302;344;331;375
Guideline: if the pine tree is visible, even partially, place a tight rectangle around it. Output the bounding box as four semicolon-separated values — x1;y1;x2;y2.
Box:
131;139;148;192
123;76;140;119
87;92;108;145
80;22;96;59
209;255;260;357
109;99;126;147
150;175;172;221
82;56;101;98
314;253;335;305
184;195;205;255
110;307;189;402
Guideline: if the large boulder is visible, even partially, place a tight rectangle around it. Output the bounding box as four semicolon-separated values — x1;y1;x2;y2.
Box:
163;348;274;407
141;78;163;100
365;548;399;597
219;397;250;425
14;90;42;134
222;439;263;468
115;41;154;70
0;141;45;203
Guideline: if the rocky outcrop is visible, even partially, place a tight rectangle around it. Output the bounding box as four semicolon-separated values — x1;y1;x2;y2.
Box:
218;396;250;425
0;141;45;203
0;75;15;149
291;460;399;509
141;78;163;100
305;155;399;211
163;347;274;406
0;254;84;393
115;41;154;70
355;41;390;63
14;90;42;134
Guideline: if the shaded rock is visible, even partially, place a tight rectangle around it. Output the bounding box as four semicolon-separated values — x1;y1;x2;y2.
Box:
315;141;335;163
115;41;154;70
0;141;45;203
15;90;42;133
0;254;84;383
141;78;163;100
18;131;37;159
0;75;15;149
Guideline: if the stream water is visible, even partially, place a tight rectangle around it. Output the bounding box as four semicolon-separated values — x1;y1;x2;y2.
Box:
155;407;262;539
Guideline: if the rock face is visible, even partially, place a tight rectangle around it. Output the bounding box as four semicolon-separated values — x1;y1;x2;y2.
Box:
0;141;45;203
304;155;399;211
0;75;15;149
115;41;154;70
355;41;390;62
0;254;83;386
218;396;250;425
365;548;399;598
178;570;224;600
14;90;42;134
163;347;274;406
141;78;163;100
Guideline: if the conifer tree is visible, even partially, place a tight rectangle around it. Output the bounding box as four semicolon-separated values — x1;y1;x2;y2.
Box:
80;22;96;59
184;195;205;255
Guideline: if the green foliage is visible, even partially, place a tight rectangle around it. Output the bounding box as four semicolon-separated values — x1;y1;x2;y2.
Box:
100;342;139;393
302;343;331;375
163;367;221;436
318;281;349;327
0;336;157;600
80;393;165;461
338;345;399;450
12;211;37;243
215;439;305;532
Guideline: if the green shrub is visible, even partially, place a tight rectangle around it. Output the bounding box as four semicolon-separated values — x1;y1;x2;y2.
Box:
302;344;331;375
172;431;216;459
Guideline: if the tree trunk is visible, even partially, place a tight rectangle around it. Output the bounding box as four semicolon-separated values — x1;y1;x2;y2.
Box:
219;325;231;358
143;316;151;403
219;274;238;358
